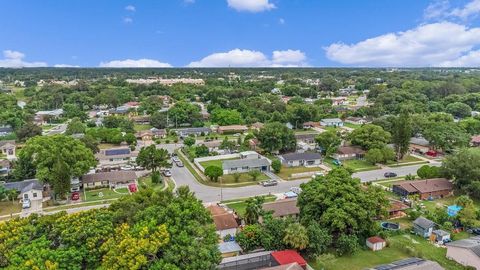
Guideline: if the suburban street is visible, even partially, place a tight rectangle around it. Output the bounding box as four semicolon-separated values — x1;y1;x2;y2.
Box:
160;144;442;203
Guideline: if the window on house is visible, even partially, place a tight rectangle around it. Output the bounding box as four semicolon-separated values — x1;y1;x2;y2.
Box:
87;182;94;187
102;180;109;185
33;192;37;198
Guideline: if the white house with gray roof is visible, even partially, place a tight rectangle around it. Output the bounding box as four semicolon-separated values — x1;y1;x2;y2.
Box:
3;179;44;202
222;157;270;175
320;118;344;127
446;236;480;269
280;152;321;167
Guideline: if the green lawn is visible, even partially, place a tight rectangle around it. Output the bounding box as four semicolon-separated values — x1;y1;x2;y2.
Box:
84;188;126;201
138;176;164;191
344;122;362;129
199;158;238;169
387;155;428;167
310;234;466;270
422;195;480;212
134;124;152;131
0;201;21;216
276;166;323;180
219;172;269;184
224;195;276;217
343;159;379;171
115;187;130;194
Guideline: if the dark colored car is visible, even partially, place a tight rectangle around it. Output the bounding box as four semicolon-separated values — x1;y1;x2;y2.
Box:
472;228;480;235
384;172;397;178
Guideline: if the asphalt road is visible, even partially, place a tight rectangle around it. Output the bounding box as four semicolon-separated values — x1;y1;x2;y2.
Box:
158;144;441;203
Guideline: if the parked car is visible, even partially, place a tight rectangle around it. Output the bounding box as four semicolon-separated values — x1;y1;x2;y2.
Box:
163;170;172;177
22;199;31;209
471;228;480;235
172;156;180;163
120;165;133;171
175;160;184;167
290;187;302;194
333;159;342;166
384;172;397;178
261;180;278;187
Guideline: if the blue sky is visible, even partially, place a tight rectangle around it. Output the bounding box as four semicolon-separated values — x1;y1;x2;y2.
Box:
1;0;480;67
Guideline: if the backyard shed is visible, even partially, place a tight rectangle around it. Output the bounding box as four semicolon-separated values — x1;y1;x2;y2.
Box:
366;236;386;251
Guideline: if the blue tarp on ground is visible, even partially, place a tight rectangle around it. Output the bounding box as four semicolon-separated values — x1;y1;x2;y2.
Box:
447;205;462;217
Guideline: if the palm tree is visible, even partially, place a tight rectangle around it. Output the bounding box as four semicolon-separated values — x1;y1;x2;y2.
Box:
244;196;265;224
283;223;309;250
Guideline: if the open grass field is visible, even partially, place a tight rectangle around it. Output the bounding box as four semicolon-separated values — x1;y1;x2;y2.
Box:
343;159;379;171
310;234;466;270
224;195;276;217
276;165;322;180
199;158;238;169
84;188;126;201
134;124;152;131
343;122;362;129
0;201;21;216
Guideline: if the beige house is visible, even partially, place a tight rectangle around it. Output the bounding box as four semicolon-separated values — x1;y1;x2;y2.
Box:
446;236;480;269
0;140;16;160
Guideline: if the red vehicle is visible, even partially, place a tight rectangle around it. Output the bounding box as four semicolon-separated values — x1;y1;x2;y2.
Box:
426;150;438;157
71;192;80;201
128;183;138;193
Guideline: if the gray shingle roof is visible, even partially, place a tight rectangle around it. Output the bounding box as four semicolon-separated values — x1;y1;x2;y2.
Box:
3;179;42;193
413;217;435;229
446;236;480;257
222;158;270;170
281;152;321;162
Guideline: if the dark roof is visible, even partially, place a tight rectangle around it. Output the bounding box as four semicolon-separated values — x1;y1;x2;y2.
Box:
3;179;42;193
104;148;131;156
446;236;480;257
281;152;321;162
0;127;13;133
262;198;299;218
222;158;270;170
175;127;211;133
371;257;444;270
413;217;435;229
207;205;238;231
81;171;137;184
336;146;365;155
393;179;453;194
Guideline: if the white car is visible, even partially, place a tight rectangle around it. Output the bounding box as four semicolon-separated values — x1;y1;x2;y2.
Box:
311;172;325;179
22;199;31;209
120;165;133;171
163;170;172;177
290;187;302;194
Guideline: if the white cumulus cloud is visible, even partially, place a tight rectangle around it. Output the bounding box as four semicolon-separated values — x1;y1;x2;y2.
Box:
0;50;47;68
54;64;80;68
325;22;480;67
227;0;275;12
450;0;480;19
187;49;307;67
424;0;480;21
99;59;172;68
125;5;136;12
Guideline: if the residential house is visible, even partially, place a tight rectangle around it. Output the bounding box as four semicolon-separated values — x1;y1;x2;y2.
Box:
413;217;435;238
95;148;138;166
446;236;480;269
261;263;303;270
150;128;166;138
262;198;299;218
330;97;348;106
3;179;44;202
81;171;137;189
34;109;64;124
207;205;239;238
345;117;370;125
271;250;307;269
130;115;150;125
175;127;211;137
251;122;264;131
302;121;320;129
409;137;431;154
333;146;365;161
218;241;242;258
135;130;153;141
271;88;282;95
0;159;11;176
222;158;270;175
388;199;410;218
366;236;386;251
294;133;318;144
432;229;451;243
0;126;13;136
392;178;453;200
368;258;444;270
0;140;16;160
109;106;130;116
320;118;344;127
279;152;321;167
471;135;480;147
217;125;248;134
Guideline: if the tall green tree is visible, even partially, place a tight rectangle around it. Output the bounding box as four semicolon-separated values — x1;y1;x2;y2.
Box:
283;223;309;250
244;196;265;225
442;148;480;199
315;130;341;156
17;135;96;197
136;145;170;173
204;166;223;182
256;122;296;153
392;112;412;159
349;124;391;150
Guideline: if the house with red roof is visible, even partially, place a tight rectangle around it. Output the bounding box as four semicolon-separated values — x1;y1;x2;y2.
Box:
271;250;307;269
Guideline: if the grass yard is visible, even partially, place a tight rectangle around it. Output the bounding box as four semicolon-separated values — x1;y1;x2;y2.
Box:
199;158;238;169
84;188;126;201
98;143;121;149
134;124;152;131
276;166;323;180
0;201;22;216
138;176;164;191
344;122;362;129
219;172;269;184
422;195;480;212
115;187;130;194
387;155;428;167
223;195;276;217
343;159;379;171
310;234;466;270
